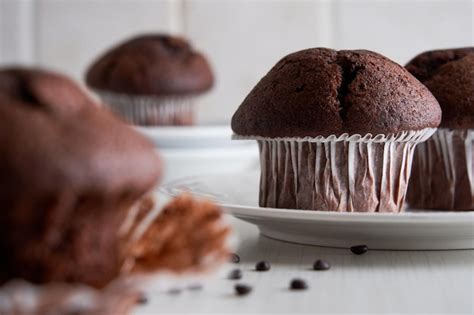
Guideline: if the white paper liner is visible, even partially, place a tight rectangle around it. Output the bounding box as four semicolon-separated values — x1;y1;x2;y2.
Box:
235;128;436;213
95;90;194;126
408;128;474;210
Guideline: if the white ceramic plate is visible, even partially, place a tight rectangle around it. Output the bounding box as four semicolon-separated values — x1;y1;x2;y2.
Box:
157;145;259;184
136;125;253;148
160;171;474;250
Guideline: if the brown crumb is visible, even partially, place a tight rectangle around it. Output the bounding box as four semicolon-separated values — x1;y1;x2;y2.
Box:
124;194;231;273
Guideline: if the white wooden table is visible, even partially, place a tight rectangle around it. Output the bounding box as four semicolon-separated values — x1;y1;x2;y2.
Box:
134;214;473;314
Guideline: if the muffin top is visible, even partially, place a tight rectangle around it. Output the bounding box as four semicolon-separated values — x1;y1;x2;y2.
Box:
85;34;214;96
0;67;162;207
0;68;163;287
406;47;474;129
231;48;441;138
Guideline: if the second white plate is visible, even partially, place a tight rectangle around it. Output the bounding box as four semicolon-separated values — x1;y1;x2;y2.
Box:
161;171;474;250
136;125;253;149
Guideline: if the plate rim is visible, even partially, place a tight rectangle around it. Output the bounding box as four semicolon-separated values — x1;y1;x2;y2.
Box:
135;125;256;148
159;172;474;225
135;125;231;137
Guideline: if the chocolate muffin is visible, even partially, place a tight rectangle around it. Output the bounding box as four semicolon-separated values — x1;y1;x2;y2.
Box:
406;48;474;210
0;67;162;287
85;34;214;126
232;48;441;212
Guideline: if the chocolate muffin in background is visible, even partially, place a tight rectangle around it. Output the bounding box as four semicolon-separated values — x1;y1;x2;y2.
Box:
232;48;441;213
85;34;214;126
0;68;230;290
406;47;474;210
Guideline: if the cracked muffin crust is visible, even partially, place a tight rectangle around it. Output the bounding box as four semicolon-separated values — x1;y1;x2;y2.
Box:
405;47;474;82
231;48;441;137
406;47;474;129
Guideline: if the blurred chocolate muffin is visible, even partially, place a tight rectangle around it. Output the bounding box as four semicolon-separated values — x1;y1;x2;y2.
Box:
232;48;440;212
85;34;214;126
0;67;162;287
406;48;474;210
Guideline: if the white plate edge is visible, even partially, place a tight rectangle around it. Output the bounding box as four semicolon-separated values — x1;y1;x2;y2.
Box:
159;174;474;226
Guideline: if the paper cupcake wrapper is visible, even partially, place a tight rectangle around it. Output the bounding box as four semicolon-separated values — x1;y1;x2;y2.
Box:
234;128;436;213
95;90;194;126
407;128;474;210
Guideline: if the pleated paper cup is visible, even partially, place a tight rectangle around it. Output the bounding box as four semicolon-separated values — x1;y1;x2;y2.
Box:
408;128;474;210
95;90;194;126
234;128;436;213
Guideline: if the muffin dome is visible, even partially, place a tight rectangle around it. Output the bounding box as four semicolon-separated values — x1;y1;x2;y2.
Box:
232;48;441;138
0;68;162;287
85;34;214;96
0;67;94;114
406;47;474;129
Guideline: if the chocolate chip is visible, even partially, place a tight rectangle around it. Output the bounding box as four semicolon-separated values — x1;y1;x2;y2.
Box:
168;288;182;295
230;253;240;263
255;260;271;271
290;278;308;290
187;283;203;291
228;268;243;280
136;294;148;304
313;259;330;271
234;283;252;296
350;245;369;255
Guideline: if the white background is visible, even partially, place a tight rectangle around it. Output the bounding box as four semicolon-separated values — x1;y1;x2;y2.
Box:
0;2;473;313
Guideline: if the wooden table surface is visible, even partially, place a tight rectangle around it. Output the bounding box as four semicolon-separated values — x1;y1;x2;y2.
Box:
134;214;474;314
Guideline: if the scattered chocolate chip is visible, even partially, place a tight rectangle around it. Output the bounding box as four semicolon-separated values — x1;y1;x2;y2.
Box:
234;283;252;296
136;294;148;304
313;259;330;271
350;245;369;255
228;268;243;280
230;253;240;263
168;288;182;295
290;278;308;290
255;260;271;271
187;283;203;291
